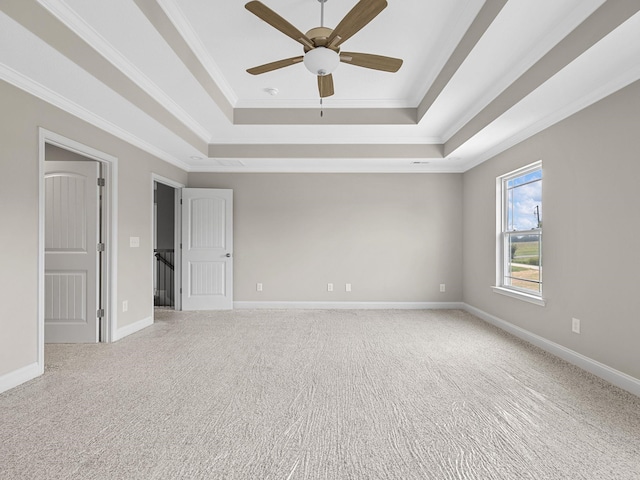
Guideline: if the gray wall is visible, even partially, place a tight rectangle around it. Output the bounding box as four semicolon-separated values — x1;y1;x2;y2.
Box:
463;79;640;380
188;173;463;303
0;80;187;378
3;72;640;389
0;84;39;376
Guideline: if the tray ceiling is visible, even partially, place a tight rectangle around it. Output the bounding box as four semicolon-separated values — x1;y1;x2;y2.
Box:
1;0;639;172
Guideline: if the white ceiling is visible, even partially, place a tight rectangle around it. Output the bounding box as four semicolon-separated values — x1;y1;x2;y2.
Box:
1;0;639;172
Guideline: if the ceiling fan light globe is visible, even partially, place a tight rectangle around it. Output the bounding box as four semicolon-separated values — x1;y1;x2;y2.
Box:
303;47;339;76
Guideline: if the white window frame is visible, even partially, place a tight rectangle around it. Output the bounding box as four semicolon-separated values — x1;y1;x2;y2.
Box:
493;161;546;306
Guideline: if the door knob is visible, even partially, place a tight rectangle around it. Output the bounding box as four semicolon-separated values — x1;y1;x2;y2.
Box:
225;253;231;258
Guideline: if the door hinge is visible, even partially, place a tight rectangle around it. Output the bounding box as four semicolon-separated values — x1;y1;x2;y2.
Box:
180;288;182;294
180;243;182;249
97;178;106;187
97;243;105;252
180;198;183;205
97;308;105;318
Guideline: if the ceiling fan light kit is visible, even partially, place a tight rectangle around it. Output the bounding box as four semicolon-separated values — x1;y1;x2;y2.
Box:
304;47;339;76
245;0;403;99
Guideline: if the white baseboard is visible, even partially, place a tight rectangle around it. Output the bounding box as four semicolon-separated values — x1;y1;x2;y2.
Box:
0;362;43;395
113;316;153;341
234;301;465;310
463;303;640;397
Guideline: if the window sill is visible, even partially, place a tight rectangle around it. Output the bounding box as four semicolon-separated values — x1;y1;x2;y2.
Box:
492;286;546;306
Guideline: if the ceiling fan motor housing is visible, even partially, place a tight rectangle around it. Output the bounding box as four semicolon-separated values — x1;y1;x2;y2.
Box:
304;27;337;51
303;27;340;76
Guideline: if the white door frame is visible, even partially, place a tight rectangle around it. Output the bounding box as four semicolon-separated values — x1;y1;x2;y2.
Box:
151;174;184;312
38;128;118;369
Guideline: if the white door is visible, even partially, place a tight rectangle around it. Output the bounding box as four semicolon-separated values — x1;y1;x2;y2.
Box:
44;161;101;343
181;188;233;310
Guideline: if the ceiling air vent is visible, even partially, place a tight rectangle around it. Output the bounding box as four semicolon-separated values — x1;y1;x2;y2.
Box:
216;159;245;167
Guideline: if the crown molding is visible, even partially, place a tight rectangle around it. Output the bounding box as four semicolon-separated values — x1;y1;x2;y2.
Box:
439;0;609;143
36;0;212;143
412;0;493;109
0;63;190;172
207;142;444;160
157;0;239;106
210;136;444;146
187;159;465;174
460;62;640;172
233;107;418;125
416;0;507;119
2;62;461;174
235;97;416;110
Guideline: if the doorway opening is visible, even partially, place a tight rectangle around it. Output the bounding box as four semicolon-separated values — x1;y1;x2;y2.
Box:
154;182;176;308
152;174;184;313
38;129;117;371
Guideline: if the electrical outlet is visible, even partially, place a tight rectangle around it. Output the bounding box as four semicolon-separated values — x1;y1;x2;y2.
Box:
440;284;446;292
327;283;334;292
572;317;581;334
256;283;263;292
122;300;128;312
346;283;352;292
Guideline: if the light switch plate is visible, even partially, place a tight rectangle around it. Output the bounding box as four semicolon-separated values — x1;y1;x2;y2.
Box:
130;236;140;248
572;317;581;334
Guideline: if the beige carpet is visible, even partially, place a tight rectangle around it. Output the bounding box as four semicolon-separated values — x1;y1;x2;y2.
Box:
1;309;639;479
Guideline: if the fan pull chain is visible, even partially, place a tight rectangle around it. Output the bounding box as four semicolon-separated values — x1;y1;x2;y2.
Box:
320;97;323;117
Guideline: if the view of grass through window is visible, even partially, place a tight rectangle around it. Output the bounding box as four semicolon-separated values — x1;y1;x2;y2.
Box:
507;235;541;293
502;166;542;295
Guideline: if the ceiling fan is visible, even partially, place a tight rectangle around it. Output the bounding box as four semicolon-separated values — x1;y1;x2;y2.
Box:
245;0;403;98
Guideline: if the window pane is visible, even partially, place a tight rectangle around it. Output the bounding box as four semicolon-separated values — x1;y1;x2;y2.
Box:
506;170;542;231
498;163;543;299
505;233;541;294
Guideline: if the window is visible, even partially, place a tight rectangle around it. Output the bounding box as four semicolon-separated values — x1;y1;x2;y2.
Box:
494;162;544;305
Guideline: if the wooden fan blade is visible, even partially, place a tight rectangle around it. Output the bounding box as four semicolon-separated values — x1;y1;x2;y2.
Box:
326;0;387;49
340;52;403;72
245;1;314;49
247;56;304;75
318;74;335;98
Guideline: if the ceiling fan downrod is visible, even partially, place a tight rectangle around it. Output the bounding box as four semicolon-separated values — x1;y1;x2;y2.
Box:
319;0;327;116
318;0;327;28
